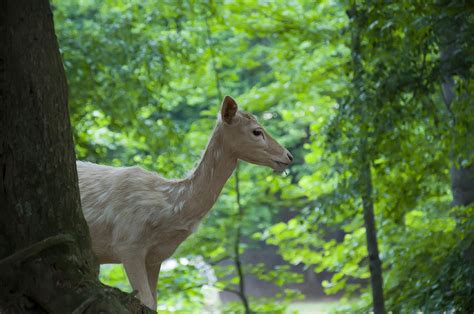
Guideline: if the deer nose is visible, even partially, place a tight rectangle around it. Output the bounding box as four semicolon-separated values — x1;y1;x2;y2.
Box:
286;151;294;162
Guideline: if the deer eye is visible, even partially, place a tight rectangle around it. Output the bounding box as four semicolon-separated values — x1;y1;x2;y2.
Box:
252;129;262;137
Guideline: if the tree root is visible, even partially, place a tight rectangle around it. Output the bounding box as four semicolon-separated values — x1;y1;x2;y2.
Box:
71;293;102;314
0;234;75;268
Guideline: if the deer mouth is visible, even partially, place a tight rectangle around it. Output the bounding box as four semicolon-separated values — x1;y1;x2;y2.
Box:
272;160;290;171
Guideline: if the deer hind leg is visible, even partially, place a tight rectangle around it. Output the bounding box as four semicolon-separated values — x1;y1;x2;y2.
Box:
146;262;161;310
122;253;155;310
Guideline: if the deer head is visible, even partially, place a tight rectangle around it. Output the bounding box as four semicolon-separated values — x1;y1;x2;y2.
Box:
218;96;293;172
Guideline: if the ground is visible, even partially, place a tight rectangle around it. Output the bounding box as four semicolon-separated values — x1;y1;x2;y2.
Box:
287;299;339;314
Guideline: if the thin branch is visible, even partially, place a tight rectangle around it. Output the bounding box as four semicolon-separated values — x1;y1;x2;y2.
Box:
233;165;251;314
204;14;223;101
204;9;251;313
221;287;242;297
208;256;230;266
181;283;206;291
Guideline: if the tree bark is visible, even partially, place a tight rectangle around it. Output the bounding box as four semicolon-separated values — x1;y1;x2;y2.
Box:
439;18;474;297
439;16;474;207
446;91;474;207
349;3;385;313
360;155;385;314
441;63;474;207
450;165;474;206
0;1;152;313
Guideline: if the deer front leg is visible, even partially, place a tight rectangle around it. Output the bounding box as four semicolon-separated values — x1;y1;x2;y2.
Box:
122;254;155;310
146;262;161;310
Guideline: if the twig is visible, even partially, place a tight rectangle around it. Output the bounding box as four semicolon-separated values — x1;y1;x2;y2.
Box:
233;165;251;314
222;287;242;297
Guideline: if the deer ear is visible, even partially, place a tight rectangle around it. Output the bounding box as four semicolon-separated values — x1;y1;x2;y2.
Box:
221;96;238;124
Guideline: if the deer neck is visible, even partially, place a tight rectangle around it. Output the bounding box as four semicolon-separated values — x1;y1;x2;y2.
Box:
174;125;237;222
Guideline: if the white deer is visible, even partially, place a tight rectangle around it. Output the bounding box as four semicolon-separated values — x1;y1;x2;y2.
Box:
77;96;293;310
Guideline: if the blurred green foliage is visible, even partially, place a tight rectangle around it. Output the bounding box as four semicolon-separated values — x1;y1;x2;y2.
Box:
53;0;473;312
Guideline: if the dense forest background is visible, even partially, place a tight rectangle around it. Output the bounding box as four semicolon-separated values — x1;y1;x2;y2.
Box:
51;0;472;313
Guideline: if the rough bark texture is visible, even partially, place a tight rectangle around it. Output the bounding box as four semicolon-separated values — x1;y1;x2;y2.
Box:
0;1;153;313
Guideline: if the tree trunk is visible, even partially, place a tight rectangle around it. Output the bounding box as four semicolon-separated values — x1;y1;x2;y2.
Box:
349;3;385;313
439;17;474;207
0;1;152;313
441;66;474;207
360;155;385;314
450;165;474;206
440;21;474;297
